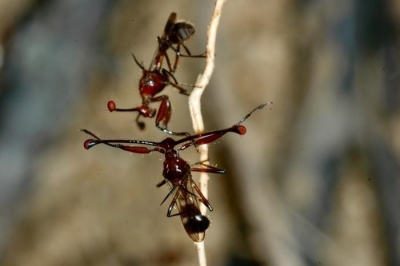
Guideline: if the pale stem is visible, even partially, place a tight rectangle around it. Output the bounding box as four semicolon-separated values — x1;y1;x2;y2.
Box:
188;0;227;266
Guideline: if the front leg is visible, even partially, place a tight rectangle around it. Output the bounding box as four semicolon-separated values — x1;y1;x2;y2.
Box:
152;96;190;136
191;162;226;174
162;68;192;96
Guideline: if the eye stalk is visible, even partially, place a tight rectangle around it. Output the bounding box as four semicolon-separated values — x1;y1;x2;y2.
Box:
105;12;206;136
83;139;96;149
80;102;269;242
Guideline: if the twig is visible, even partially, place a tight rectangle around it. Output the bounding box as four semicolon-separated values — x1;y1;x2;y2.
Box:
188;0;227;265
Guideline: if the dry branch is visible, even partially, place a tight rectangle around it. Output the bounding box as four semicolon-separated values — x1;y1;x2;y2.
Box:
188;0;227;265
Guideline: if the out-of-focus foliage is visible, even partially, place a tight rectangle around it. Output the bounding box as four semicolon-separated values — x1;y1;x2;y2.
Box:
0;0;399;265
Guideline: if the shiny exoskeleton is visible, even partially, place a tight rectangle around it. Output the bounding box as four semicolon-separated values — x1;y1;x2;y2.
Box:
107;12;206;136
81;103;268;242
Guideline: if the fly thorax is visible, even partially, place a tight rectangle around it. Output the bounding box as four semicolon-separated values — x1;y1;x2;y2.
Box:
139;71;166;96
163;155;190;185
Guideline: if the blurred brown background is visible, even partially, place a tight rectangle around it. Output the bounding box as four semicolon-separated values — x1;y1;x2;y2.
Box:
0;0;399;265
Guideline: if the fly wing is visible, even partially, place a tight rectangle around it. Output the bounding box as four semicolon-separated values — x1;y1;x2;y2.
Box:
169;21;195;44
174;178;210;242
148;13;177;71
162;12;177;39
